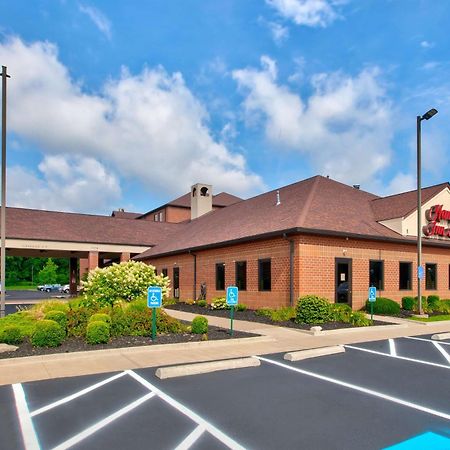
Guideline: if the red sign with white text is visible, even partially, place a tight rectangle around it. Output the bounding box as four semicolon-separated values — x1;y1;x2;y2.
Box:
423;204;450;238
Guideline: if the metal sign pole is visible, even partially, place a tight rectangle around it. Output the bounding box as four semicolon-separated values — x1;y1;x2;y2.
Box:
1;66;10;319
230;305;234;337
152;308;156;341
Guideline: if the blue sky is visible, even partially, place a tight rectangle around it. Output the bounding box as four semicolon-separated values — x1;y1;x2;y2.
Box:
1;0;449;214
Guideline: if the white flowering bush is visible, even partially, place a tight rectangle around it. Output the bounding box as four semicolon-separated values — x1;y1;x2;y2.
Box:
82;261;170;307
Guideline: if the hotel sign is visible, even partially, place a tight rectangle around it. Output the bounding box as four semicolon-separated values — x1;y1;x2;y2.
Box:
423;204;450;238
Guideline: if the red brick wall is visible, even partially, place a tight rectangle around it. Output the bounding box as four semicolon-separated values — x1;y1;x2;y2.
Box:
146;234;450;310
165;206;191;223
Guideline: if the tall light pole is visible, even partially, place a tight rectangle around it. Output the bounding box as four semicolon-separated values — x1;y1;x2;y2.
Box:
1;66;10;318
417;108;438;316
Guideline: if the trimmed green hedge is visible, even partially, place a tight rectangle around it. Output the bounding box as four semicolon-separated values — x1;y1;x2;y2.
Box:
89;313;111;325
86;321;110;344
296;295;332;324
32;320;65;347
44;310;68;334
0;325;23;345
365;297;400;315
191;316;208;334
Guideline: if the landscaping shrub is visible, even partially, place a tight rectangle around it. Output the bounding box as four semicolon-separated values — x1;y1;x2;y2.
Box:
191;316;208;334
86;321;110;345
157;310;186;334
331;304;352;322
433;301;450;314
236;303;247;312
401;296;415;311
0;326;23;345
44;310;68;333
414;296;428;313
0;311;37;337
89;313;111;325
82;260;170;307
255;308;272;318
350;311;371;327
31;320;65;347
196;300;207;308
427;295;440;310
39;301;69;315
163;297;177;306
270;307;296;322
365;297;400;315
296;295;332;324
210;297;230;310
66;305;92;337
110;307;131;337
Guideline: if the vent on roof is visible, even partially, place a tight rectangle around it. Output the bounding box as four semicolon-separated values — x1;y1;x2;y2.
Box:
276;190;281;206
353;184;360;190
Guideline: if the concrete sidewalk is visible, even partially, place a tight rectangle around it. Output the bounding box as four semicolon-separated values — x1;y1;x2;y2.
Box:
0;310;449;386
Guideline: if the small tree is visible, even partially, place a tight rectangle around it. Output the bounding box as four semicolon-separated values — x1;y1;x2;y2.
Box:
82;260;170;307
37;259;58;285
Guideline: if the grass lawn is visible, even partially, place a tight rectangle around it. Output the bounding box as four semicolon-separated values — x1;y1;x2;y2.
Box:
410;314;450;322
5;285;36;291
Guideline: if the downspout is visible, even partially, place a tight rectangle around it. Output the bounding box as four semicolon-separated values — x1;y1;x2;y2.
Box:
283;233;295;307
189;250;197;300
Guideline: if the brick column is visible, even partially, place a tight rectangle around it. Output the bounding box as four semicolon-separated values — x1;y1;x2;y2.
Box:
79;258;89;281
88;251;99;271
69;257;78;296
120;252;131;263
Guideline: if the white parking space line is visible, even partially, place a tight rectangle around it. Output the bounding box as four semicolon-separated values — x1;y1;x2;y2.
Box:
126;370;246;450
432;342;450;365
51;392;155;450
30;372;127;417
389;339;397;356
174;425;205;450
256;356;450;421
12;383;41;450
344;345;450;370
404;336;450;346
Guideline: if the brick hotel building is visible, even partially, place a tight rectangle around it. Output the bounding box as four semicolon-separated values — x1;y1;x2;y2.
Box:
136;176;450;310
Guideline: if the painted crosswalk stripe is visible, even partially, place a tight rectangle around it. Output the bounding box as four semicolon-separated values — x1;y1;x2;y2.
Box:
403;336;450;347
256;356;450;421
174;425;206;450
432;341;450;365
389;339;397;356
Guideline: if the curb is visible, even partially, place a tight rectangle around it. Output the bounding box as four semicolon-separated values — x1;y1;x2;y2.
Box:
431;332;450;340
284;345;345;361
155;357;260;379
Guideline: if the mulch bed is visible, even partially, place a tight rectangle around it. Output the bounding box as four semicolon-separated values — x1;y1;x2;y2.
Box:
164;303;392;330
0;325;258;360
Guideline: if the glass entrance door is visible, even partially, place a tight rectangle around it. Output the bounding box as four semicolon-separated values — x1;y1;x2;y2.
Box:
335;258;352;305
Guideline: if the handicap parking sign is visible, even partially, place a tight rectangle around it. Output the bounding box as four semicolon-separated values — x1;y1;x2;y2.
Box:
368;286;377;302
147;286;162;308
226;286;239;306
418;266;424;280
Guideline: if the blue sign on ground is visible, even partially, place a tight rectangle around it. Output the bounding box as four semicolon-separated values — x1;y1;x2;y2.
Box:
226;286;239;306
418;266;424;280
368;286;377;302
147;286;162;308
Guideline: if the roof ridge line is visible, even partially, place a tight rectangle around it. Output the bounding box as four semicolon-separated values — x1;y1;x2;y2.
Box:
297;176;321;227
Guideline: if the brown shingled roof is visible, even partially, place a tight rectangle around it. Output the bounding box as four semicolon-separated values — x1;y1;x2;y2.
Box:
4;207;183;246
136;176;413;259
371;183;449;221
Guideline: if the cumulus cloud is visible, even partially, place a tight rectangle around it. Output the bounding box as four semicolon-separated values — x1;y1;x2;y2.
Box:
232;56;393;184
9;155;121;213
266;0;343;27
0;37;264;210
79;4;112;39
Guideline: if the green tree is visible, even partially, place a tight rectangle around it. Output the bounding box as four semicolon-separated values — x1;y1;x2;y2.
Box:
37;259;58;285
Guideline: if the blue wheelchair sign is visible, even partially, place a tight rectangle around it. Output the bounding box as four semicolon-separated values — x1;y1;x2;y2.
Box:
147;286;162;308
368;286;377;303
418;266;424;280
226;286;239;306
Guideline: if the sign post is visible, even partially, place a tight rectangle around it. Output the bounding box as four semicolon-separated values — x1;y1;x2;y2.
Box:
368;286;377;323
226;286;239;336
147;286;162;341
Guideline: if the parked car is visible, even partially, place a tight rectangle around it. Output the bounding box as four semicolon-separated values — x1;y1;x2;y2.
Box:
59;284;70;294
37;284;61;293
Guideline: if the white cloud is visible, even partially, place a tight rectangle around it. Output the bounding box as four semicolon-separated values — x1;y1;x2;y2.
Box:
420;40;434;49
232;56;393;184
0;37;264;209
258;17;290;45
9;155;121;213
381;172;416;196
79;4;112;39
266;0;343;27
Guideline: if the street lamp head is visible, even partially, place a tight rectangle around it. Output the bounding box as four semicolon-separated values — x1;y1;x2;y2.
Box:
422;108;438;120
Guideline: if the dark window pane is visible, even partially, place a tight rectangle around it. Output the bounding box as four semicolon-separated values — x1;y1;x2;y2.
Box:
369;260;384;290
235;261;247;291
162;268;168;277
216;263;225;291
173;267;180;298
258;259;271;291
399;262;412;290
426;263;437;290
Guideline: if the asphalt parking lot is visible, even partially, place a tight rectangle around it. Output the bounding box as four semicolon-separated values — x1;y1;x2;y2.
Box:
1;334;450;450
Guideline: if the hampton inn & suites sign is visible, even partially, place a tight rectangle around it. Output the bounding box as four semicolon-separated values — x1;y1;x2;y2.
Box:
423;204;450;238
